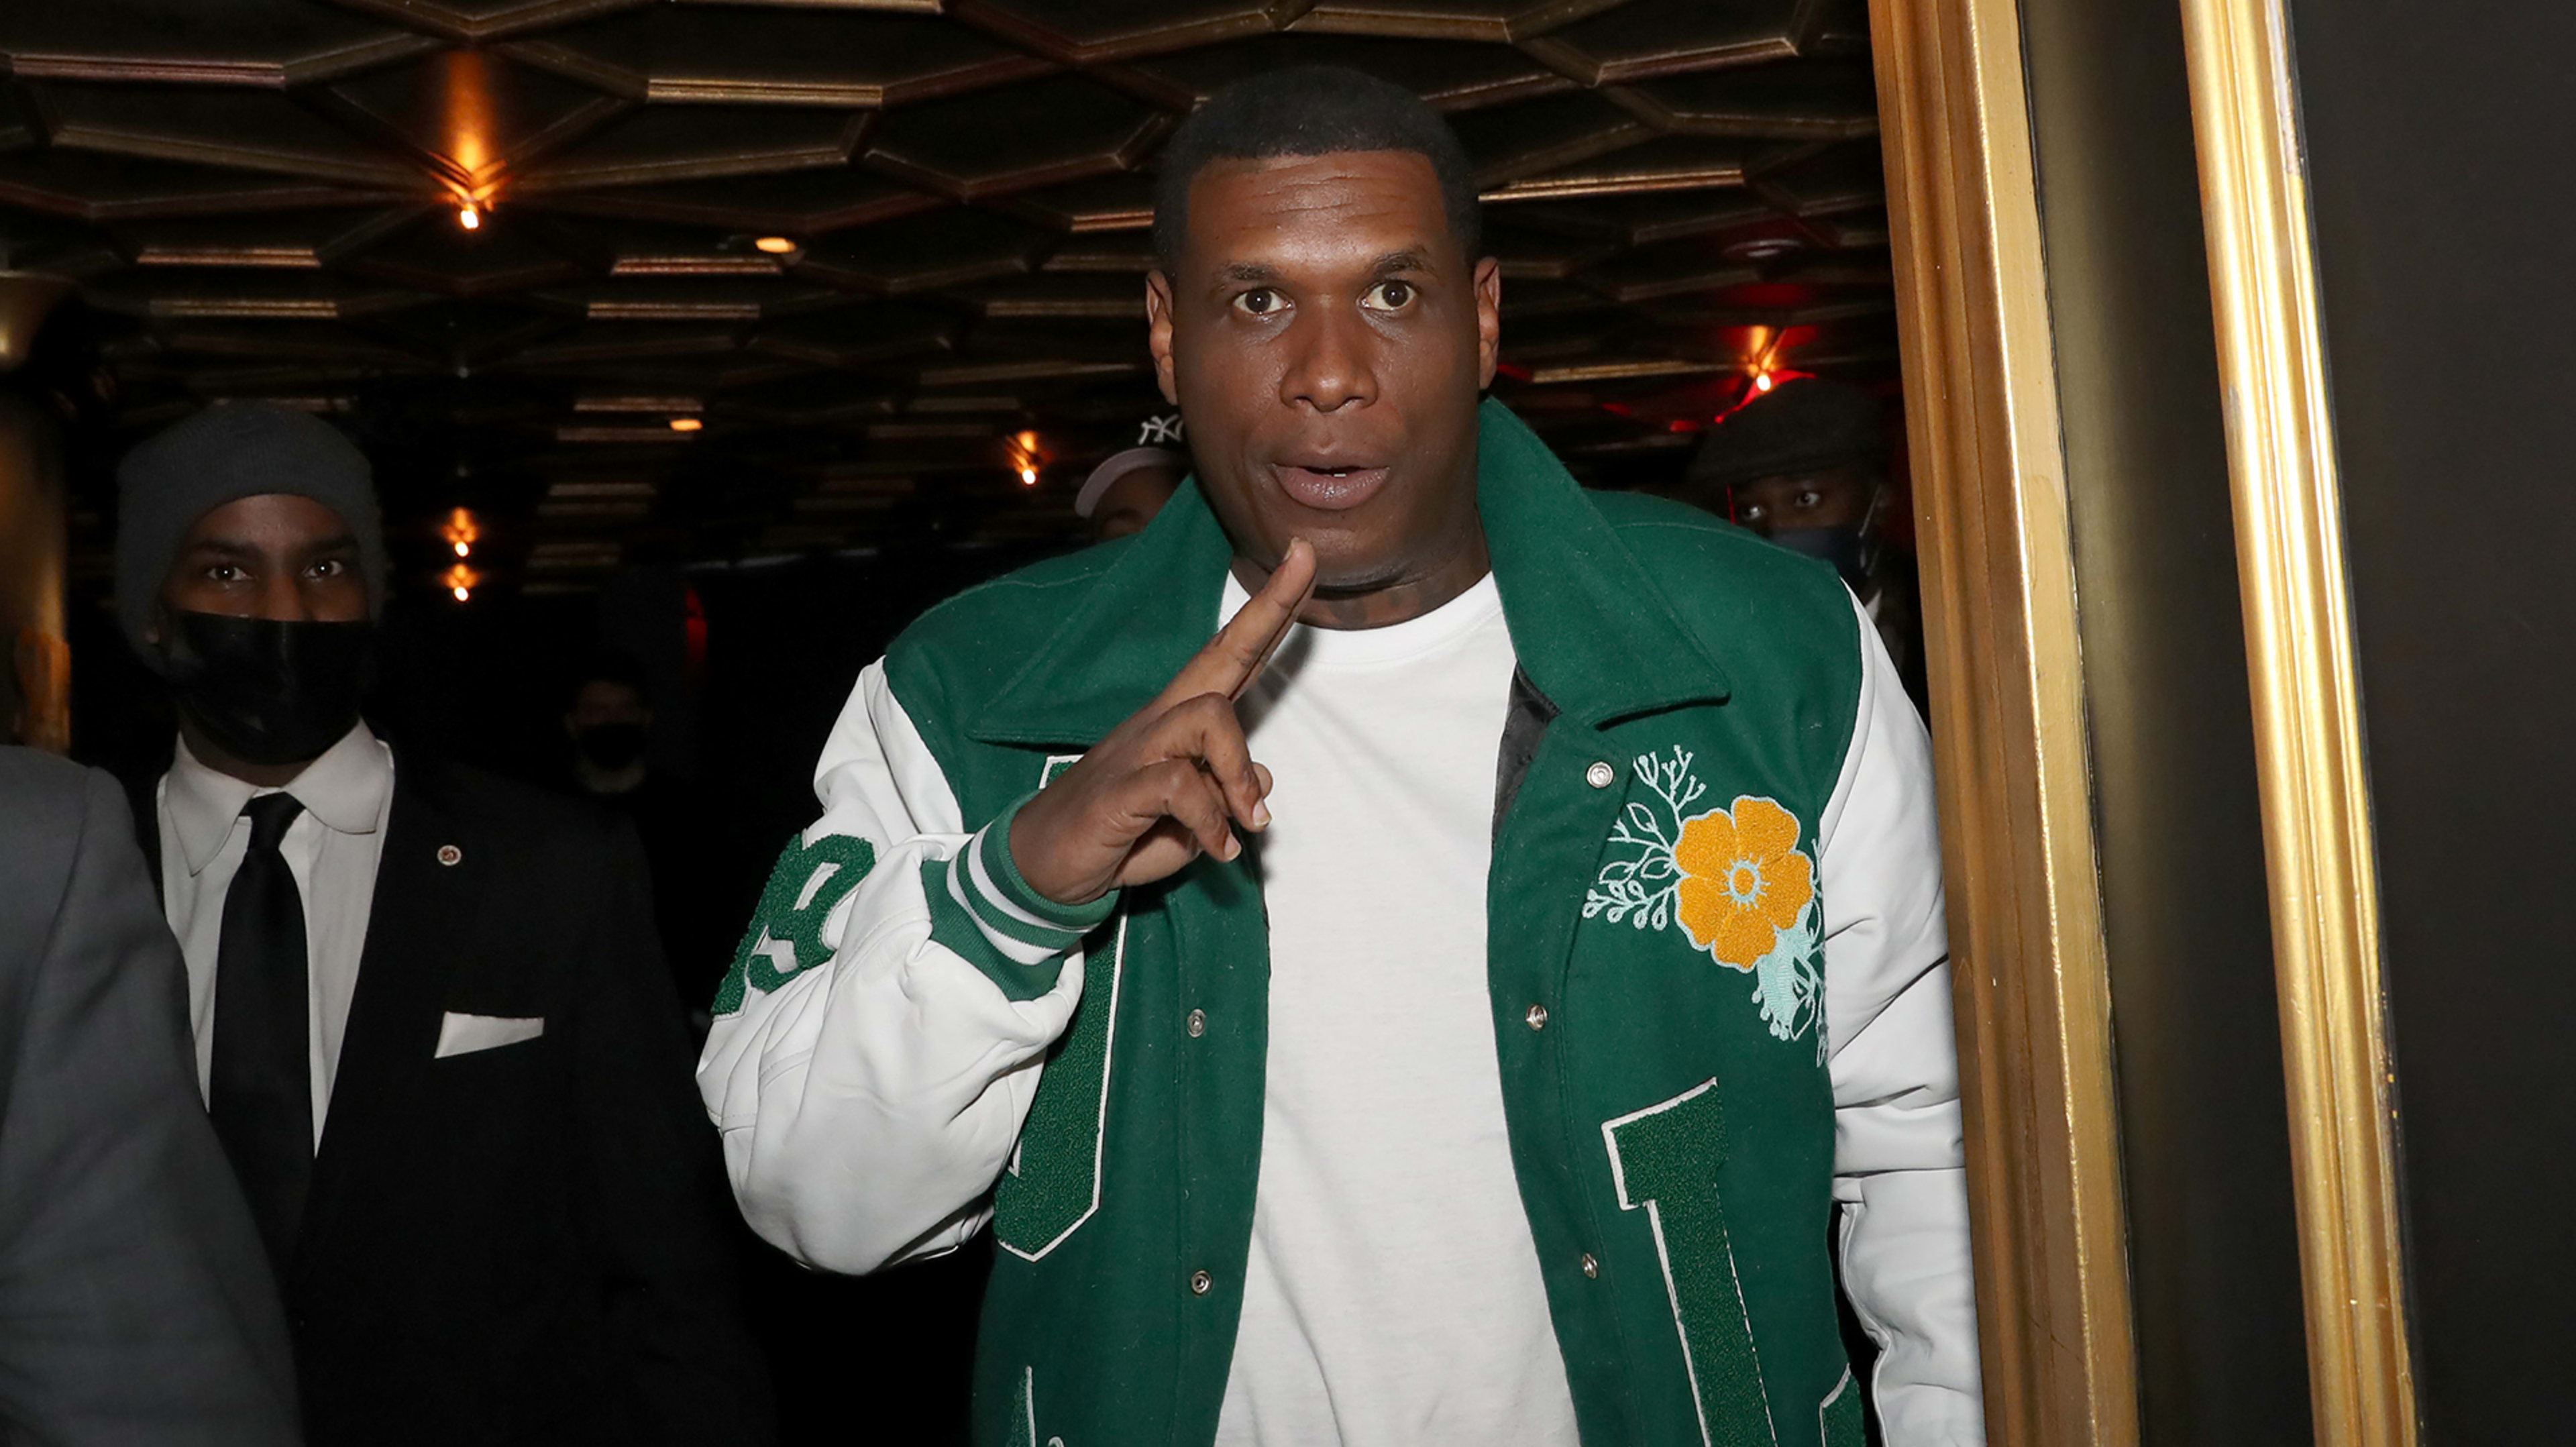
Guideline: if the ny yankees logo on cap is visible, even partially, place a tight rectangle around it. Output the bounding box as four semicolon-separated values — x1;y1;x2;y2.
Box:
1136;414;1185;445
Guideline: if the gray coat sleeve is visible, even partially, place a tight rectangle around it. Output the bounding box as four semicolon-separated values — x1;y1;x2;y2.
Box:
0;750;301;1445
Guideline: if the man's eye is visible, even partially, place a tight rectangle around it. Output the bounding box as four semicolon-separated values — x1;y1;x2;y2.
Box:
1365;280;1415;311
1235;288;1280;316
1739;503;1768;523
207;564;244;583
309;559;345;579
1794;490;1825;511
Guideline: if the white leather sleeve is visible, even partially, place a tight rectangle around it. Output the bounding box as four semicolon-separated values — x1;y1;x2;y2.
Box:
696;659;1086;1275
1818;593;1986;1446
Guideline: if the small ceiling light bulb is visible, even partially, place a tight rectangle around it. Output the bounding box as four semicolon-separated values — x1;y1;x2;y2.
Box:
1019;467;1038;486
668;416;703;432
453;539;471;557
754;235;797;255
1753;371;1775;393
458;204;481;231
452;585;471;602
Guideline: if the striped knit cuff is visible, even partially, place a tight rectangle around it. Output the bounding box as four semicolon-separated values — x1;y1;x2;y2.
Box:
925;794;1116;1000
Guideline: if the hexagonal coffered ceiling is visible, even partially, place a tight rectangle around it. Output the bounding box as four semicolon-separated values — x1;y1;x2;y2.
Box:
0;0;1894;596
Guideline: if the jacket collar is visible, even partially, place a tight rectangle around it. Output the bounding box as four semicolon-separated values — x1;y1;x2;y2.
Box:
971;399;1729;747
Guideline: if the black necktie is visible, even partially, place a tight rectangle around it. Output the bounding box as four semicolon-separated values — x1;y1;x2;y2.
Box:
211;792;313;1272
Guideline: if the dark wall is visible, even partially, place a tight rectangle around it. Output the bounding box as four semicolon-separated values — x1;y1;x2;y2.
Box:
2017;0;2314;1440
2287;3;2576;1438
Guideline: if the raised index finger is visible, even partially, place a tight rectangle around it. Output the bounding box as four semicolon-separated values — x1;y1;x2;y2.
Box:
1163;537;1317;705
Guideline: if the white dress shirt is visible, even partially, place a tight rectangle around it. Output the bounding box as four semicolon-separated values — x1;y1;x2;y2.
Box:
158;724;394;1146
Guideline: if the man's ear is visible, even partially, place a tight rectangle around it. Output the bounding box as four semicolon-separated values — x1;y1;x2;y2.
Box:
1473;256;1503;390
1146;270;1181;407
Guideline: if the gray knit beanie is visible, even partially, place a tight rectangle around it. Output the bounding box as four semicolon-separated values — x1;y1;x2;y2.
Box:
114;402;388;674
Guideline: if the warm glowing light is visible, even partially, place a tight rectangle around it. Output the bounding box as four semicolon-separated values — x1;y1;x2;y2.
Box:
668;417;704;433
457;205;481;231
1754;371;1776;393
441;560;482;602
1019;468;1038;486
439;506;480;559
754;236;797;255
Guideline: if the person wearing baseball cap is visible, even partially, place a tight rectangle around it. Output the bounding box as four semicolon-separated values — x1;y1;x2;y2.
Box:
113;401;771;1446
1075;412;1189;540
1681;377;1926;708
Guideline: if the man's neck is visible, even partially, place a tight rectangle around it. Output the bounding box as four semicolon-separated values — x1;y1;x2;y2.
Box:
1232;527;1493;631
177;715;311;790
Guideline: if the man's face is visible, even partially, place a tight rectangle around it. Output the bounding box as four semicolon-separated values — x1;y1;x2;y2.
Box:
152;492;366;638
1147;150;1500;593
1092;464;1184;541
1729;466;1876;537
567;679;651;734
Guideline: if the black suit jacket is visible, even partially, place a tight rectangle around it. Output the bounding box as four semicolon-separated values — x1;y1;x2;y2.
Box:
138;749;771;1446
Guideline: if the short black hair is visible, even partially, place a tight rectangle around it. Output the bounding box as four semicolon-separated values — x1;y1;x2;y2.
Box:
1151;66;1483;269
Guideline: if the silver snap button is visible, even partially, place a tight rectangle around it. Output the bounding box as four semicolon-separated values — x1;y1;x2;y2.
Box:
436;844;462;867
1187;1008;1206;1038
1585;761;1615;789
1579;1252;1599;1279
1525;1003;1548;1031
1189;1269;1213;1296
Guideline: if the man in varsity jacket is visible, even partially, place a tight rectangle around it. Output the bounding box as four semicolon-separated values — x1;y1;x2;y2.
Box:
702;66;1984;1447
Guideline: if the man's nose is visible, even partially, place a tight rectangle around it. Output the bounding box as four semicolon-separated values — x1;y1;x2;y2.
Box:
1279;305;1378;413
257;570;316;622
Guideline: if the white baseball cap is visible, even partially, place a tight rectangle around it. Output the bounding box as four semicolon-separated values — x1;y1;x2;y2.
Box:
1075;413;1188;518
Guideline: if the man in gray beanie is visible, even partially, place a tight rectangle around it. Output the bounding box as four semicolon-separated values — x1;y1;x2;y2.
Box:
115;403;773;1446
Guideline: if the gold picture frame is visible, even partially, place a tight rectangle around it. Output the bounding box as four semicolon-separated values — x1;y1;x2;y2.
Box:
2175;1;2418;1443
1867;0;2140;1442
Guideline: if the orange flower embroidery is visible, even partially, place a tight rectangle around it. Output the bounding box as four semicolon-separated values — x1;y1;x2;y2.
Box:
1672;797;1815;972
1585;748;1826;1050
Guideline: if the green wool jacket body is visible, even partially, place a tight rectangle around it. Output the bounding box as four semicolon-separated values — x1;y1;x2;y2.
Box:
699;402;1983;1446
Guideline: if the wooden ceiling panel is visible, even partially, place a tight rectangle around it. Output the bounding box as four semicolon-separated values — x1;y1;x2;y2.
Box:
34;85;427;190
499;8;1048;107
322;50;627;194
11;0;1896;586
0;0;439;87
513;106;867;193
863;74;1168;201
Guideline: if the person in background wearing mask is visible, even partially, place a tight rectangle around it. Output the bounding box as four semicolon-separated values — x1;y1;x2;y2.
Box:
561;651;725;1018
0;747;297;1446
1074;411;1189;541
1676;377;1929;712
113;403;771;1447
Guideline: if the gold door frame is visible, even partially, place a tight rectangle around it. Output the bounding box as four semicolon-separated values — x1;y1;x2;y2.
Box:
2175;1;2418;1443
1868;1;2139;1443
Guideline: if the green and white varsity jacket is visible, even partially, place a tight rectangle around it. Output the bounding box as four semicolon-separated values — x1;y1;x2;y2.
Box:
699;401;1984;1446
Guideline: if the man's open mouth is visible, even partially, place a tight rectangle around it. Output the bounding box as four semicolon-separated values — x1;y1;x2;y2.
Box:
1271;462;1391;511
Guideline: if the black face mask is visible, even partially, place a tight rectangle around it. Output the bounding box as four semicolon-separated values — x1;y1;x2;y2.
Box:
574;722;649;773
1770;526;1871;592
162;612;373;767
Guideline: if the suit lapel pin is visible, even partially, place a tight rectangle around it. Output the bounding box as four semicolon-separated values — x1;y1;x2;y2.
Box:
437;844;463;867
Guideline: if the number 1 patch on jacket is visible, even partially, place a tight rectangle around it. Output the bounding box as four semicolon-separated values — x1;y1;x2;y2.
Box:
994;755;1124;1261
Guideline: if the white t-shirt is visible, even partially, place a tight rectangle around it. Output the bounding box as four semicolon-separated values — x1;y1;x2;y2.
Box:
1213;570;1582;1446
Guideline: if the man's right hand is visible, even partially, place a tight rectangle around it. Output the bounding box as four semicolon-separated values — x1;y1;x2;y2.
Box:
1008;539;1318;906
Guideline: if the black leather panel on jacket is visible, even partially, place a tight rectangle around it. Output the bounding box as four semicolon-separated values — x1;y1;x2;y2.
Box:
1493;667;1561;841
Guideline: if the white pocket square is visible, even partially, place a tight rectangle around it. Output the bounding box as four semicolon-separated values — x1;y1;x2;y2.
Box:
435;1012;545;1059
